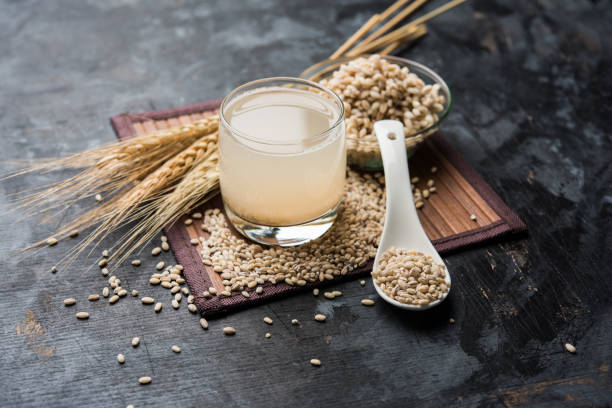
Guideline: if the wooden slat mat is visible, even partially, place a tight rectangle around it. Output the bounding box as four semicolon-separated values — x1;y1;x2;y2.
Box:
111;100;526;317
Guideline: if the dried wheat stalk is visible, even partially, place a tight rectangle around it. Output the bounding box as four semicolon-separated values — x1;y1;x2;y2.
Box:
52;131;219;267
108;150;220;267
3;116;219;221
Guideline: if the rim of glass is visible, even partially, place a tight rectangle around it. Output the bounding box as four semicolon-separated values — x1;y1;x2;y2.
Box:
220;76;345;146
300;55;453;143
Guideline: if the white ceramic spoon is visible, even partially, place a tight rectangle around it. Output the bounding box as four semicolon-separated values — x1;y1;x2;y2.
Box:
372;120;451;311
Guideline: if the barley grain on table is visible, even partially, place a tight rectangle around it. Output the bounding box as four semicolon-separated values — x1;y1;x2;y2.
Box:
138;376;152;385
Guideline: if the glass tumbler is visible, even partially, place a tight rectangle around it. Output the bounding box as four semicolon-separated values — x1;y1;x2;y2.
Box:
219;77;346;247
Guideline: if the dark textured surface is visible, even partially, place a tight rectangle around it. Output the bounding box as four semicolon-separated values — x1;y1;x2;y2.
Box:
1;0;610;407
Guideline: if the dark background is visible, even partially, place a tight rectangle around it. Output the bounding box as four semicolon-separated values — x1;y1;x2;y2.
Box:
1;0;611;407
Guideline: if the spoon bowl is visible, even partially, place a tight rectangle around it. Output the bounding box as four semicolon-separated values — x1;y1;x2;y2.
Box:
372;120;451;311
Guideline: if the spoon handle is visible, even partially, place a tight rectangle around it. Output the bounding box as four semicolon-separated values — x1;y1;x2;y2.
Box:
374;120;420;239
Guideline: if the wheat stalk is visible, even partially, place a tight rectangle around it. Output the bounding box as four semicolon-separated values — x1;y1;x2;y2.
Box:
3;115;219;221
50;131;219;267
108;151;220;267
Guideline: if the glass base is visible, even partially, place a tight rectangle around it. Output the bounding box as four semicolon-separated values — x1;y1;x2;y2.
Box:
224;203;339;247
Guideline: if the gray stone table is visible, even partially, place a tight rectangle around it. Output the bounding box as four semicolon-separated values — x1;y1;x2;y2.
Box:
1;0;610;407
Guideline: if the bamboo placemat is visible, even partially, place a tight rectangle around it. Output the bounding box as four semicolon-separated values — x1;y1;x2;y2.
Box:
111;100;526;317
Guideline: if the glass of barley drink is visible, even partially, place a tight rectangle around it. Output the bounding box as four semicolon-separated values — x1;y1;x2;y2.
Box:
219;77;346;246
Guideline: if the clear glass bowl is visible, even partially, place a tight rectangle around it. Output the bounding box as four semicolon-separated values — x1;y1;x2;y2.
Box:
300;55;452;171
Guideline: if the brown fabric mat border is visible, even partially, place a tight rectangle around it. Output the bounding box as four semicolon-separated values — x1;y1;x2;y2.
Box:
110;99;527;318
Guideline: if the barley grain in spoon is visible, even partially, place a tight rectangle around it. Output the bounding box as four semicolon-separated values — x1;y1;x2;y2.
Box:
372;120;451;310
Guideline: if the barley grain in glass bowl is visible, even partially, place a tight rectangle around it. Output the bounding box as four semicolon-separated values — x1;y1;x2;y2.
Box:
300;55;452;171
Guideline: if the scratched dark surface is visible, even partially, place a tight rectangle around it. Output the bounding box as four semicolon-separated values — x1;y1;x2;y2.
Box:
1;0;611;407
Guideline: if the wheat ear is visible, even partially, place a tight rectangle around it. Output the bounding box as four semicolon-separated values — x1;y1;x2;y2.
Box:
109;151;220;266
54;132;219;267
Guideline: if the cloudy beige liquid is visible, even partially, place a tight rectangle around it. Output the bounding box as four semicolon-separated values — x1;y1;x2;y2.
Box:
220;86;346;226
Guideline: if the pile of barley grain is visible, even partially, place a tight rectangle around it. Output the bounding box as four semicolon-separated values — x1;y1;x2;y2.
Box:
319;54;445;141
200;171;385;295
372;247;449;306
